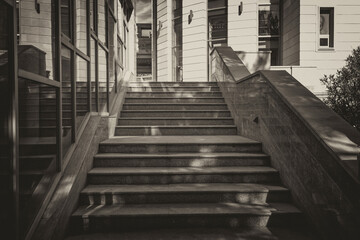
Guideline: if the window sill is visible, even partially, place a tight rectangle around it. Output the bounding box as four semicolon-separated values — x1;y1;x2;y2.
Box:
317;48;335;52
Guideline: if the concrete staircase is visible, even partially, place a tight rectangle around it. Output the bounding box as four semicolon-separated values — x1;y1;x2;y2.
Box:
69;82;315;239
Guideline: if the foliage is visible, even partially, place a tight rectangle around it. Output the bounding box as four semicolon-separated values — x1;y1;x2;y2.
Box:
320;46;360;131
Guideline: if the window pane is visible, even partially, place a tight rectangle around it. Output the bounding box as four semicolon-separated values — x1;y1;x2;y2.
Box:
61;46;73;156
208;0;227;10
76;0;88;53
90;0;94;31
18;79;57;236
209;15;227;41
0;3;13;238
320;9;330;35
91;39;97;111
76;56;88;129
61;0;71;39
258;4;280;36
18;0;56;80
98;46;108;113
98;0;107;44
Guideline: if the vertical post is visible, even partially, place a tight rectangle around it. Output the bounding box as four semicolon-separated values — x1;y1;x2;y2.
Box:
152;0;157;81
167;0;173;81
55;0;63;171
358;153;360;180
10;0;20;238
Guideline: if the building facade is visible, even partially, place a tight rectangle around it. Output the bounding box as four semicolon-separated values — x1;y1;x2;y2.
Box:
146;0;360;95
0;0;136;239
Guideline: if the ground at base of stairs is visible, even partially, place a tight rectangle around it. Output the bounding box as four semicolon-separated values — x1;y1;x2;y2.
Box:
65;227;319;240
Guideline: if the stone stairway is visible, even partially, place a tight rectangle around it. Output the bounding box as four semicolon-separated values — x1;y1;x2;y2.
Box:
68;82;316;239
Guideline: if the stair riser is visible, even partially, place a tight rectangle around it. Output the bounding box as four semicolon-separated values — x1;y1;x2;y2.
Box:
19;119;71;127
70;215;272;234
79;191;289;205
125;98;225;104
19;144;56;157
120;111;231;118
115;127;237;136
99;143;262;154
94;157;269;168
123;104;228;111
19;128;57;138
20;157;55;171
126;92;223;98
88;173;280;185
118;119;234;126
70;212;304;234
128;87;220;92
128;82;218;87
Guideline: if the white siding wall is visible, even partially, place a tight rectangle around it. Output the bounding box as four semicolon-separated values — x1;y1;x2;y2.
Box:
299;0;360;77
228;0;258;52
157;0;168;81
182;0;208;82
282;0;300;65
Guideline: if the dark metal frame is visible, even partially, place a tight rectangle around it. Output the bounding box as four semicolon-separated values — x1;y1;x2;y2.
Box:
6;0;132;238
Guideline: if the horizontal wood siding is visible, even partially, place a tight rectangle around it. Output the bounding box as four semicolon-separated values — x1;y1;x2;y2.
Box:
299;0;360;76
282;0;300;65
228;0;258;52
157;0;168;81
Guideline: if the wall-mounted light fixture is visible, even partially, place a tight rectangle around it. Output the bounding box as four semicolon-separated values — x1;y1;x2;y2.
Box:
238;1;243;16
35;0;40;14
188;10;194;24
157;20;163;38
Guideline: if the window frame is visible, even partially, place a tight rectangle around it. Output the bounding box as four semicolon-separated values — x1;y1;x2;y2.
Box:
318;7;335;50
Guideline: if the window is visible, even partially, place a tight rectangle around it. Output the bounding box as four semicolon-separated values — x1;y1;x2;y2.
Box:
258;0;280;66
208;0;228;47
319;7;334;48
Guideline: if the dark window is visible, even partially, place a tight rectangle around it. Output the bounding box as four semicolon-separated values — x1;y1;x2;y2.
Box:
208;0;228;47
319;8;334;48
258;1;281;66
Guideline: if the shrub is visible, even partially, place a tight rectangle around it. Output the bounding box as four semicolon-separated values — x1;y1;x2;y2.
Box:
320;46;360;131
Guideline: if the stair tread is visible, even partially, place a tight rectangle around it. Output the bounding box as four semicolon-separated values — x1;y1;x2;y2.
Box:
81;183;288;194
125;97;224;99
88;166;277;175
73;202;300;217
124;103;227;105
119;117;233;120
121;110;230;112
64;227;278;240
94;152;268;158
101;135;259;145
115;125;237;128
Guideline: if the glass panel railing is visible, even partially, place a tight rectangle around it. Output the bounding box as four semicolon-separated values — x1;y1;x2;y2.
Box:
18;78;58;237
76;55;89;129
0;2;14;238
98;46;108;113
61;46;73;156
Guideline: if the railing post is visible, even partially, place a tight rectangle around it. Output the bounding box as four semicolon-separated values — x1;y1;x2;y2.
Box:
358;152;360;180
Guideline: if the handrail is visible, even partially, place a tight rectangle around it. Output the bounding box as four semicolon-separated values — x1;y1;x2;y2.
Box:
211;46;360;238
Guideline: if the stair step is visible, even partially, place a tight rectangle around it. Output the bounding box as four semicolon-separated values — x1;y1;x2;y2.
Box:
118;117;234;126
115;125;238;136
120;110;231;118
93;152;270;167
126;91;223;98
123;103;228;111
71;203;303;232
79;183;290;205
128;87;220;92
128;82;219;87
88;166;280;185
65;227;279;240
99;136;262;153
125;97;225;104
